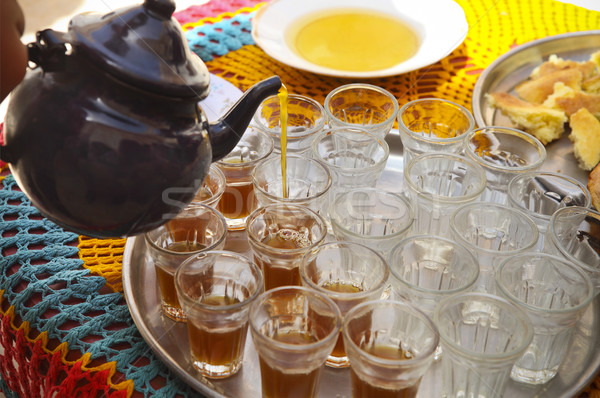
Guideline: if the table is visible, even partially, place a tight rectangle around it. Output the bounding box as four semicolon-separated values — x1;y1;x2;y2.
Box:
0;0;599;396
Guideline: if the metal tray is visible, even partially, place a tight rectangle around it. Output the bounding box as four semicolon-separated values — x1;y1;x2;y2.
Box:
122;141;600;397
472;30;600;186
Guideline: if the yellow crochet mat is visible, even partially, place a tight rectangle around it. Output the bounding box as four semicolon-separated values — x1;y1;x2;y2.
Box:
77;0;600;395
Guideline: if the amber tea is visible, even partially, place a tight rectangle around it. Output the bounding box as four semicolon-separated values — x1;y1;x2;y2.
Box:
256;226;311;290
258;330;322;398
187;295;247;378
219;181;255;220
351;344;418;398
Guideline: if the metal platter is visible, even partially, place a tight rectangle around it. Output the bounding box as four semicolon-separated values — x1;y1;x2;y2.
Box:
472;30;600;186
122;140;600;397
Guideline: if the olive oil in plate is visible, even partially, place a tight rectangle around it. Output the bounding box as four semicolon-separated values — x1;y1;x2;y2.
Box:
286;9;420;72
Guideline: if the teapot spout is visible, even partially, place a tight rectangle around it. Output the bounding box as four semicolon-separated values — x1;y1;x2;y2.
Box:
208;76;282;162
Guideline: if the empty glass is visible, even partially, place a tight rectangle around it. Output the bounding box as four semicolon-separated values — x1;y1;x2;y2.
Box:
253;94;326;155
329;188;414;257
324;83;398;139
312;127;389;203
495;253;593;385
404;153;486;237
463;126;547;204
343;300;439;398
507;171;591;250
387;235;479;359
450;202;539;293
398;98;475;173
433;292;534;398
545;206;600;294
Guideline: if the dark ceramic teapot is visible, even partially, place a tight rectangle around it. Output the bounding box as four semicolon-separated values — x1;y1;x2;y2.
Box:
0;0;281;238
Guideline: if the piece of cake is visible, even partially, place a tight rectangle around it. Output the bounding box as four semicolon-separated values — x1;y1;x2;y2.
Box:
543;82;600;117
583;74;600;95
516;68;582;104
589;161;600;211
487;92;567;145
569;107;600;171
531;54;598;80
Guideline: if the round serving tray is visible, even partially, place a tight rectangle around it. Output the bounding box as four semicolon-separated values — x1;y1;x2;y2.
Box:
122;138;600;397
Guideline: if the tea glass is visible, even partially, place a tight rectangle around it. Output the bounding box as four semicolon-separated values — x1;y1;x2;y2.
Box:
311;127;389;204
463;126;547;204
191;164;226;208
387;235;479;359
433;292;534;398
545;206;600;294
249;286;342;398
329;188;414;258
324;83;398;139
246;203;328;291
253;94;326;155
216;128;274;230
398;98;475;173
252;154;332;216
299;241;389;368
174;250;264;378
342;300;439;398
404;152;486;237
450;202;539;293
145;204;228;321
507;171;592;250
495;253;594;385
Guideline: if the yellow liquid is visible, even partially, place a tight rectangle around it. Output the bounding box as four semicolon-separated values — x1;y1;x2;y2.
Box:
287;9;420;72
278;84;288;198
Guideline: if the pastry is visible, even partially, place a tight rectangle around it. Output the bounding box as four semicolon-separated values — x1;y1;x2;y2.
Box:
543;81;600;117
487;92;567;145
569;107;600;171
515;68;582;104
589;161;600;210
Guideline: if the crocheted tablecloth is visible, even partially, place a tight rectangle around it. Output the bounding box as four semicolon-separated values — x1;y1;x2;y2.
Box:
1;0;599;397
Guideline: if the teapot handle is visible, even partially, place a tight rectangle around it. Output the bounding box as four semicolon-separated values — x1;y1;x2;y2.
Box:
27;29;70;72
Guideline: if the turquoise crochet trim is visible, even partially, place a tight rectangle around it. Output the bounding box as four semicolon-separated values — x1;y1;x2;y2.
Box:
185;11;256;61
0;175;196;397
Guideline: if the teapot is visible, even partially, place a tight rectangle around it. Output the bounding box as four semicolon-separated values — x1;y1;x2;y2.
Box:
0;0;281;238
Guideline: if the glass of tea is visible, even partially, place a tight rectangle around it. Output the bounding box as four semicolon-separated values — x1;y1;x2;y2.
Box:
191;164;226;208
249;286;342;398
324;83;399;140
299;241;389;368
253;94;326;156
246;203;328;291
145;204;228;321
252;154;332;216
398;98;475;174
175;250;264;379
342;300;439;398
462;126;547;205
216;128;274;231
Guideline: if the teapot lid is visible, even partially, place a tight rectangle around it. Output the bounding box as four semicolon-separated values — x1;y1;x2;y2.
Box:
69;0;209;99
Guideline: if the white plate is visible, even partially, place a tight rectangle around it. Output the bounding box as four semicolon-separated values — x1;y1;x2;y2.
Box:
251;0;469;78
